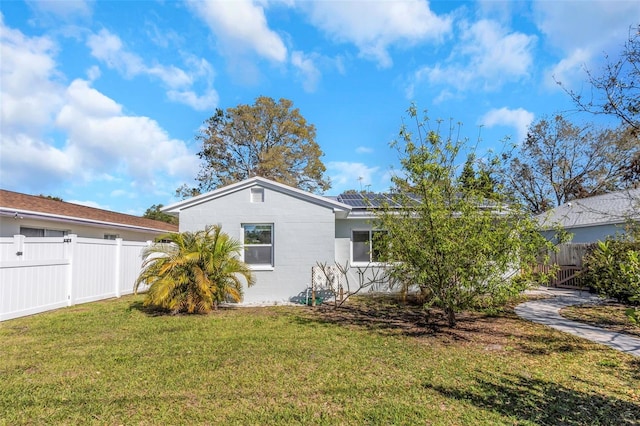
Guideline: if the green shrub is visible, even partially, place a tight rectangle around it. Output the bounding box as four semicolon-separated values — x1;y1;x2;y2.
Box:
581;239;640;305
627;295;640;324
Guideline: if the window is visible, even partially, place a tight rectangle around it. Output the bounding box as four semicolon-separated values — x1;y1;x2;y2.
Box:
104;234;119;240
242;224;273;267
352;230;387;263
250;187;264;203
20;227;68;237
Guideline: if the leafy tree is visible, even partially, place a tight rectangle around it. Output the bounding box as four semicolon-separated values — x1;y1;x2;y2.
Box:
175;184;202;200
560;24;640;132
505;115;639;214
142;204;178;225
376;105;554;327
181;96;330;197
39;194;63;202
458;153;497;198
134;225;255;314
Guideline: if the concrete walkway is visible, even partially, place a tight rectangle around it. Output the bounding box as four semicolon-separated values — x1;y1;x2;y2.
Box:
515;287;640;357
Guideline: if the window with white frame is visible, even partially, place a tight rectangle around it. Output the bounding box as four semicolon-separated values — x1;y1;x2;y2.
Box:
242;224;273;266
352;230;387;263
20;227;69;237
104;234;119;240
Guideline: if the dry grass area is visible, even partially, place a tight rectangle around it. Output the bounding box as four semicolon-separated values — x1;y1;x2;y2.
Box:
561;302;640;338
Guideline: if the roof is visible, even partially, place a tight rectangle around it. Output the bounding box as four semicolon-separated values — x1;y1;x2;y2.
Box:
162;176;352;217
538;188;640;230
335;192;403;208
334;191;501;213
0;189;178;234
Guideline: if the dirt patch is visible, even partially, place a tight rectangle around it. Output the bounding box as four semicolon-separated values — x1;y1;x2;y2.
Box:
298;294;591;354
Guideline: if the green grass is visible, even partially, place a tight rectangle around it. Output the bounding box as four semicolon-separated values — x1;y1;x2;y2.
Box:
561;302;640;338
1;295;639;425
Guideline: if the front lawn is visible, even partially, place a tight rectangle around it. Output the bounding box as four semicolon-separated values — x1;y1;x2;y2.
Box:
1;295;638;425
561;302;640;338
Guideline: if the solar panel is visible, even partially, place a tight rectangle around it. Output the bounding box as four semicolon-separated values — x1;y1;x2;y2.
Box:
339;193;363;200
336;192;402;208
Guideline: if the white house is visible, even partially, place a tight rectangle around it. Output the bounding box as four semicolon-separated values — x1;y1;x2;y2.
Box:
538;188;640;243
162;177;389;304
0;189;178;241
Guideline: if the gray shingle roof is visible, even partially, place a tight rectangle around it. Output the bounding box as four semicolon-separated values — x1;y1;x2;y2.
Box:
538;188;640;229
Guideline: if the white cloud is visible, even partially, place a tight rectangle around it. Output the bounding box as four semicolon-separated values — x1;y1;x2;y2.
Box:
0;19;199;194
410;19;536;94
305;0;452;67
533;0;640;52
545;48;591;90
187;0;287;62
533;0;640;89
355;146;373;154
86;65;101;81
86;29;217;110
66;199;106;209
0;14;64;134
55;79;200;185
26;0;93;19
291;51;321;92
327;161;380;192
480;107;534;143
109;189;129;198
167;89;219;112
0;133;75;190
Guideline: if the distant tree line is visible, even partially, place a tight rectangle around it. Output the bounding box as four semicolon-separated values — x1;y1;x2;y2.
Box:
505;24;640;214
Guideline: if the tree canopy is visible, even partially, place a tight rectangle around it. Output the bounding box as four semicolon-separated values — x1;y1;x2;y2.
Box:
142;204;178;225
38;194;63;202
554;24;640;193
376;105;554;327
560;24;640;132
180;96;330;198
505;115;639;214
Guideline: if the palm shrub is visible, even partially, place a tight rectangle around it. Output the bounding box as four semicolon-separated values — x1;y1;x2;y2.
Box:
135;225;255;314
581;239;640;305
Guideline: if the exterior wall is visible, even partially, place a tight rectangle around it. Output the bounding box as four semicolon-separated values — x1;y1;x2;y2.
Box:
0;216;161;242
542;223;631;244
335;218;375;264
568;224;630;243
178;185;337;304
334;217;392;292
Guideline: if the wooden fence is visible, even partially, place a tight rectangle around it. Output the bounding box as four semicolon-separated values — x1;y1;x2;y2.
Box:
546;243;591;267
536;243;592;289
0;235;151;321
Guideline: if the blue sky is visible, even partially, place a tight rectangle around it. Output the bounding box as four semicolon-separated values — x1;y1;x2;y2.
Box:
1;0;638;215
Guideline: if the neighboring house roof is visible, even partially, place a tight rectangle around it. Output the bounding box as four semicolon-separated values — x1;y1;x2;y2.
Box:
0;189;178;234
537;188;640;230
162;176;352;217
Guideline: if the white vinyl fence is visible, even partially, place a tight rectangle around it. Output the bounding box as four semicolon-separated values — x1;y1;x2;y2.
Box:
0;235;151;321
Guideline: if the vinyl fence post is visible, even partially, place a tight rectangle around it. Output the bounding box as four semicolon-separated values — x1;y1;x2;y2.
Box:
64;234;78;307
114;238;122;298
12;235;25;261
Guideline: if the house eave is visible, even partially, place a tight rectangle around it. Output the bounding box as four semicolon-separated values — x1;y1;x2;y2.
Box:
163;177;352;214
0;208;175;235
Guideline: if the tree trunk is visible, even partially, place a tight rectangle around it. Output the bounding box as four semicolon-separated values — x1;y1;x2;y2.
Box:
445;307;456;327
